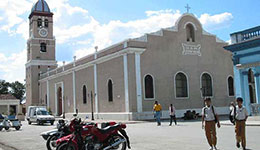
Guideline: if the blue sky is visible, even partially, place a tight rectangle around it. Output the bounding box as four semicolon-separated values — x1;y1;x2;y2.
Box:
0;0;259;82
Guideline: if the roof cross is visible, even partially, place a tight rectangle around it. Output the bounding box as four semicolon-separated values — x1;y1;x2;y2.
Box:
185;4;191;13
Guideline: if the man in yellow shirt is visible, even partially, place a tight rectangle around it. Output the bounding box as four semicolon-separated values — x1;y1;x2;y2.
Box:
153;101;162;126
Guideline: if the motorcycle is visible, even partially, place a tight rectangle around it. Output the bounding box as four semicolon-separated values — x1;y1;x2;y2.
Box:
56;119;131;150
55;116;96;150
0;115;22;131
41;119;71;150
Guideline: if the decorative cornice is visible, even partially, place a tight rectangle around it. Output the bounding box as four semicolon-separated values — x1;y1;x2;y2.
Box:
29;11;53;19
26;60;57;67
224;38;260;52
233;50;260;59
39;47;146;82
236;62;260;69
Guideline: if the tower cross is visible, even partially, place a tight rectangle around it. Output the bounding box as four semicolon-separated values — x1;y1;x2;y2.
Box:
185;4;191;13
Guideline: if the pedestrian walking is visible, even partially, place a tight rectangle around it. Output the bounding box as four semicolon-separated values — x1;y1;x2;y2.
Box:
232;97;248;150
169;104;177;126
229;101;236;125
202;98;221;150
153;101;162;126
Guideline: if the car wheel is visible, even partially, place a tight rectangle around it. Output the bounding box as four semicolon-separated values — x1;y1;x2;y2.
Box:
37;120;41;125
51;121;54;125
15;126;20;130
0;127;3;131
4;127;9;130
28;121;32;125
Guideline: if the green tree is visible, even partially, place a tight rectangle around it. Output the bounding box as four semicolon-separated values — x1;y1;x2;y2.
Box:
0;80;10;94
9;81;25;100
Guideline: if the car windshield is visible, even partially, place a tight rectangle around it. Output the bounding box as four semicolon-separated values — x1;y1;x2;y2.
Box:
37;110;49;115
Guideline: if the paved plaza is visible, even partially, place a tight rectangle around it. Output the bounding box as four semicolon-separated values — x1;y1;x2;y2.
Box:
0;118;260;150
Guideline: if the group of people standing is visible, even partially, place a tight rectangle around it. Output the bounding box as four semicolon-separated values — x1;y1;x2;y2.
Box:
153;97;248;150
153;101;177;126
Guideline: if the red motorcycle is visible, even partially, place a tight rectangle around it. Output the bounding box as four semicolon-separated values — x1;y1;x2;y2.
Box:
56;120;131;150
55;116;96;150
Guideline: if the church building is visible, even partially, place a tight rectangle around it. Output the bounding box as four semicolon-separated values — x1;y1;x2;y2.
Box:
26;0;235;120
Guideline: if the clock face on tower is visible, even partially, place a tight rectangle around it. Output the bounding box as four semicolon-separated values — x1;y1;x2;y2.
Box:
39;28;48;37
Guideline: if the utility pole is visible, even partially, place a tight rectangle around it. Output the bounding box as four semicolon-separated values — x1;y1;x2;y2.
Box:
91;91;94;120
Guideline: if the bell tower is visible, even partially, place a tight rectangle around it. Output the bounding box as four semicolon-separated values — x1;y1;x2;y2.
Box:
25;0;57;108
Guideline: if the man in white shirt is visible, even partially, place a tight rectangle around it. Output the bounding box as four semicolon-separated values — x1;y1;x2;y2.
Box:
169;104;177;126
202;98;221;150
232;97;248;150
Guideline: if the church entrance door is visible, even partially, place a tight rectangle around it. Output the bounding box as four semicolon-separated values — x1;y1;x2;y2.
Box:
57;87;63;116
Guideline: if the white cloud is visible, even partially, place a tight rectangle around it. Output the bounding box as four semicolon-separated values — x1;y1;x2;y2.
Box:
0;0;32;34
199;12;233;30
0;50;26;82
145;9;175;17
57;61;66;67
74;39;92;45
16;20;29;40
226;39;231;45
54;17;99;44
74;48;95;59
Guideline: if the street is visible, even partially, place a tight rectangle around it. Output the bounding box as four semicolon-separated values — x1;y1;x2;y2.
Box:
0;120;260;150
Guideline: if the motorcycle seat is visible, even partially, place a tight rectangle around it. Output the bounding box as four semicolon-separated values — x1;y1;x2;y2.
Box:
97;124;120;134
9;119;19;121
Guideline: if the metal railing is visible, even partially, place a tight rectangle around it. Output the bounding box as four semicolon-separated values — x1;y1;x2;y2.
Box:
231;26;260;44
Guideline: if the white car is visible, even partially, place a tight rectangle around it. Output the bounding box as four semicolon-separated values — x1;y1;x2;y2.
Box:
27;106;55;125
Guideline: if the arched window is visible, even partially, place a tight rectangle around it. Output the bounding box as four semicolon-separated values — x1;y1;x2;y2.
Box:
83;85;87;104
108;79;113;102
44;19;48;27
144;74;155;99
248;69;255;83
201;73;213;97
37;18;42;27
248;69;256;103
186;23;195;42
175;72;188;98
40;43;47;52
227;76;234;96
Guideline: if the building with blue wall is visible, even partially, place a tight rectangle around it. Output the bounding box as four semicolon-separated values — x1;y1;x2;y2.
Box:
224;26;260;115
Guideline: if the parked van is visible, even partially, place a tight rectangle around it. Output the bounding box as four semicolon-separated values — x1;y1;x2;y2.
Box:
26;106;55;125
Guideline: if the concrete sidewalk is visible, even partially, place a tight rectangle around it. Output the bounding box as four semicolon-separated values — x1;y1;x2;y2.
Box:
58;116;260;126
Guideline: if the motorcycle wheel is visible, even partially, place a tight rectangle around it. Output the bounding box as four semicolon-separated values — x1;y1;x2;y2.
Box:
15;126;20;130
56;142;76;150
108;134;127;150
4;127;9;130
46;135;58;150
